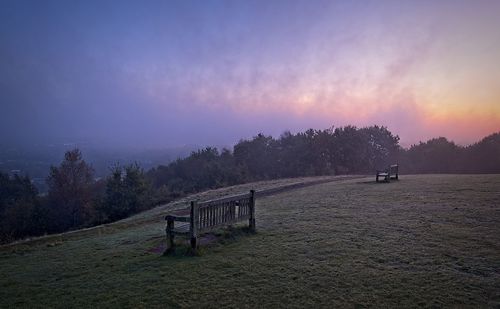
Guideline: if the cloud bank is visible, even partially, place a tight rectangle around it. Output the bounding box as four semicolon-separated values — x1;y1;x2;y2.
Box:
1;0;499;148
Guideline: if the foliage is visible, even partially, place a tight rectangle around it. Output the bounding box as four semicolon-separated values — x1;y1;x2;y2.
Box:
46;149;95;231
149;125;402;190
100;163;152;222
463;133;500;173
148;147;245;197
0;173;42;242
0;151;154;243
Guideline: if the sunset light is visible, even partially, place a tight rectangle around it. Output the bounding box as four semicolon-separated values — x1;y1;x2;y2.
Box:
1;0;499;147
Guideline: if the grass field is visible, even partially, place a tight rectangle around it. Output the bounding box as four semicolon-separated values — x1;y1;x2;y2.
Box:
1;175;499;308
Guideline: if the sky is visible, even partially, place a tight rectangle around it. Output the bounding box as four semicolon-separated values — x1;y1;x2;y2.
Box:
1;0;499;149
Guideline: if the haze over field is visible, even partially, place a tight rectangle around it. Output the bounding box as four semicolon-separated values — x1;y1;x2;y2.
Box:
1;0;499;149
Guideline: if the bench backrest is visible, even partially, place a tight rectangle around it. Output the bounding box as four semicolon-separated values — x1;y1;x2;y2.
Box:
389;164;398;175
191;190;255;234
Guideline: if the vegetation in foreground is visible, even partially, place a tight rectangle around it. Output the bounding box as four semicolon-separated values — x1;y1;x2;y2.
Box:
1;175;499;308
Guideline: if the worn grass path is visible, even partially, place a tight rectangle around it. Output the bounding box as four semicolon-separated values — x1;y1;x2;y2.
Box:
1;175;499;308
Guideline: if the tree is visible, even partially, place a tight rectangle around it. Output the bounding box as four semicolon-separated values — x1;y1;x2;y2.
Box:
330;126;366;174
234;133;278;179
0;172;42;242
46;149;95;230
100;163;151;222
464;133;500;173
360;126;401;171
403;137;461;173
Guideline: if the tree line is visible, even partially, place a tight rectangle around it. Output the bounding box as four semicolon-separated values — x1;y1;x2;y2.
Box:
0;149;154;243
1;126;499;243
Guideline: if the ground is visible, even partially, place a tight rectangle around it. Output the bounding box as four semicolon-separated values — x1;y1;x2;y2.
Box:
1;175;499;308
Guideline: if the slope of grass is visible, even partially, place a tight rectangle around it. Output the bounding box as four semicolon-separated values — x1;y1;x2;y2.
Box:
1;175;499;308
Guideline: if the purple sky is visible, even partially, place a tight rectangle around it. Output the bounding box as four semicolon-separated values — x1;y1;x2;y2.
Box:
1;0;499;149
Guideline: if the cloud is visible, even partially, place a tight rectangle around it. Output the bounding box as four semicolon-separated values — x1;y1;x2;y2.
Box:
1;0;499;148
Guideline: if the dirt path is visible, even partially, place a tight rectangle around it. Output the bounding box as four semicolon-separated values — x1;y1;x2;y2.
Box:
168;175;365;216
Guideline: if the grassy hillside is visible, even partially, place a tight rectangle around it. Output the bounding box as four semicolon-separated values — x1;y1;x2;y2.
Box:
1;175;499;308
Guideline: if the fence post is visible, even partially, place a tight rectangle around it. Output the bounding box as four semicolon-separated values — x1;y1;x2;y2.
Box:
190;201;199;249
249;190;256;232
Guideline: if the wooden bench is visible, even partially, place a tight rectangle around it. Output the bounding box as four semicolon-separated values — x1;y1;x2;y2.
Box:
376;164;399;182
165;190;256;252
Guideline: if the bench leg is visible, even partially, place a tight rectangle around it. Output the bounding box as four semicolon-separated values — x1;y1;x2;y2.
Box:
249;189;256;232
249;218;256;232
190;237;197;250
165;220;175;254
167;231;175;251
